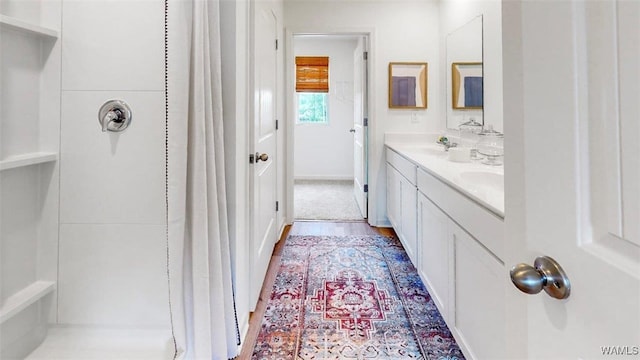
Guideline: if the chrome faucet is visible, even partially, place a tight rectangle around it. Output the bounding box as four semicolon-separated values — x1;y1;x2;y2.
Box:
437;136;458;151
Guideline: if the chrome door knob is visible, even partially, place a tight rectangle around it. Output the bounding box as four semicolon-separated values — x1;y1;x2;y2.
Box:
255;153;269;162
349;128;356;133
510;256;571;300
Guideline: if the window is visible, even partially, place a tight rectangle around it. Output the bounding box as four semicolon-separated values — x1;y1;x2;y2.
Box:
296;56;329;124
298;93;328;123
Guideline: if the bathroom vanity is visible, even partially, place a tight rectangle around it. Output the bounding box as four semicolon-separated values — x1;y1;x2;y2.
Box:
385;134;505;360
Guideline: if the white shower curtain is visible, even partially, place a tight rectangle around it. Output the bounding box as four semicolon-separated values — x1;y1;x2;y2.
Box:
166;0;239;359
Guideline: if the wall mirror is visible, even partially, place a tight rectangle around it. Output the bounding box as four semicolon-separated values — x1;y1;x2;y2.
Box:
388;62;427;109
446;15;483;129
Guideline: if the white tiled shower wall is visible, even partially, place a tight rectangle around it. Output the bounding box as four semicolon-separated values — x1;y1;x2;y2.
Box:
58;0;169;326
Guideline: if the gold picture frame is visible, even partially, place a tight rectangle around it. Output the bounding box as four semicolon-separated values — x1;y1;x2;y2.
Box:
388;62;428;109
451;62;483;109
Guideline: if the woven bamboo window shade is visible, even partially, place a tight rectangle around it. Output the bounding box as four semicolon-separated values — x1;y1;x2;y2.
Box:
295;56;329;93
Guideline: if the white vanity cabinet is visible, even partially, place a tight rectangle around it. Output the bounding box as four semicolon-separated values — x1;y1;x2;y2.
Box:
416;166;505;359
385;143;506;360
385;149;418;265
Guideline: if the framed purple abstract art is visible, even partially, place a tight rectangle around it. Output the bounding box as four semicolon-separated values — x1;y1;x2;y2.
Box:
388;62;428;109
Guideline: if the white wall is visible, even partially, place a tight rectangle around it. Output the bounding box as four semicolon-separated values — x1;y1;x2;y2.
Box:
57;0;169;327
284;0;441;226
439;0;503;133
293;36;357;180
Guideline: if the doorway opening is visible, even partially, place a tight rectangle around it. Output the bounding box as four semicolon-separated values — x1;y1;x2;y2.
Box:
289;33;370;222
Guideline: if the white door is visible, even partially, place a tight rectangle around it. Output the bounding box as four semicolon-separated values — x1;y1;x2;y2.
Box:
503;1;640;358
250;4;278;310
352;37;368;218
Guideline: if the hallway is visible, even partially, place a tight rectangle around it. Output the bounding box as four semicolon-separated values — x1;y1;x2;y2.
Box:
294;180;363;221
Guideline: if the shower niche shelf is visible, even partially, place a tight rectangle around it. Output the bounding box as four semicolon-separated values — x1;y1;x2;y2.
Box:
0;281;56;324
1;2;62;358
0;152;58;171
0;14;59;38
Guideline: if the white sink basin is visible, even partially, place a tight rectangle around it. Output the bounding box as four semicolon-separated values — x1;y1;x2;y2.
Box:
460;171;504;191
405;146;446;157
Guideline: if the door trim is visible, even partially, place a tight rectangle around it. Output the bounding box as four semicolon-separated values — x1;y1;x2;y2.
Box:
284;27;376;225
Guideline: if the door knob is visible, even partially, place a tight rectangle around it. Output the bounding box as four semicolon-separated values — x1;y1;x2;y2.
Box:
510;256;571;300
98;100;132;132
349;128;356;133
255;152;269;162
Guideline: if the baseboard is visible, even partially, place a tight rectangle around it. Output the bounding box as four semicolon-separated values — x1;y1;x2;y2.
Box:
277;220;287;241
376;218;392;228
238;312;249;347
294;176;353;181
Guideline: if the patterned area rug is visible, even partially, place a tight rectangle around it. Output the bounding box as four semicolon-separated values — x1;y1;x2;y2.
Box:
252;235;464;359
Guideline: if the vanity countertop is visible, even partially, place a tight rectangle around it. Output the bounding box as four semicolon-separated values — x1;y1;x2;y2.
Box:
385;134;504;218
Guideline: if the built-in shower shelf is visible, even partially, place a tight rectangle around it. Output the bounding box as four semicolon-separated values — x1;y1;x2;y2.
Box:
0;14;59;38
0;281;56;324
0;152;58;171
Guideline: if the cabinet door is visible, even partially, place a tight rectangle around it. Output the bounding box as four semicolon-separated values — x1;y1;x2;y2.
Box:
417;192;450;320
386;163;399;229
400;175;417;264
452;223;505;359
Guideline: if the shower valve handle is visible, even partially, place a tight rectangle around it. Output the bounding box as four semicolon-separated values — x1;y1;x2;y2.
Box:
99;100;132;133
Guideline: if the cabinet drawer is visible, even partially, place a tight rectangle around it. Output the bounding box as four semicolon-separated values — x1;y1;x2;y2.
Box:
386;148;417;185
417;167;504;261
